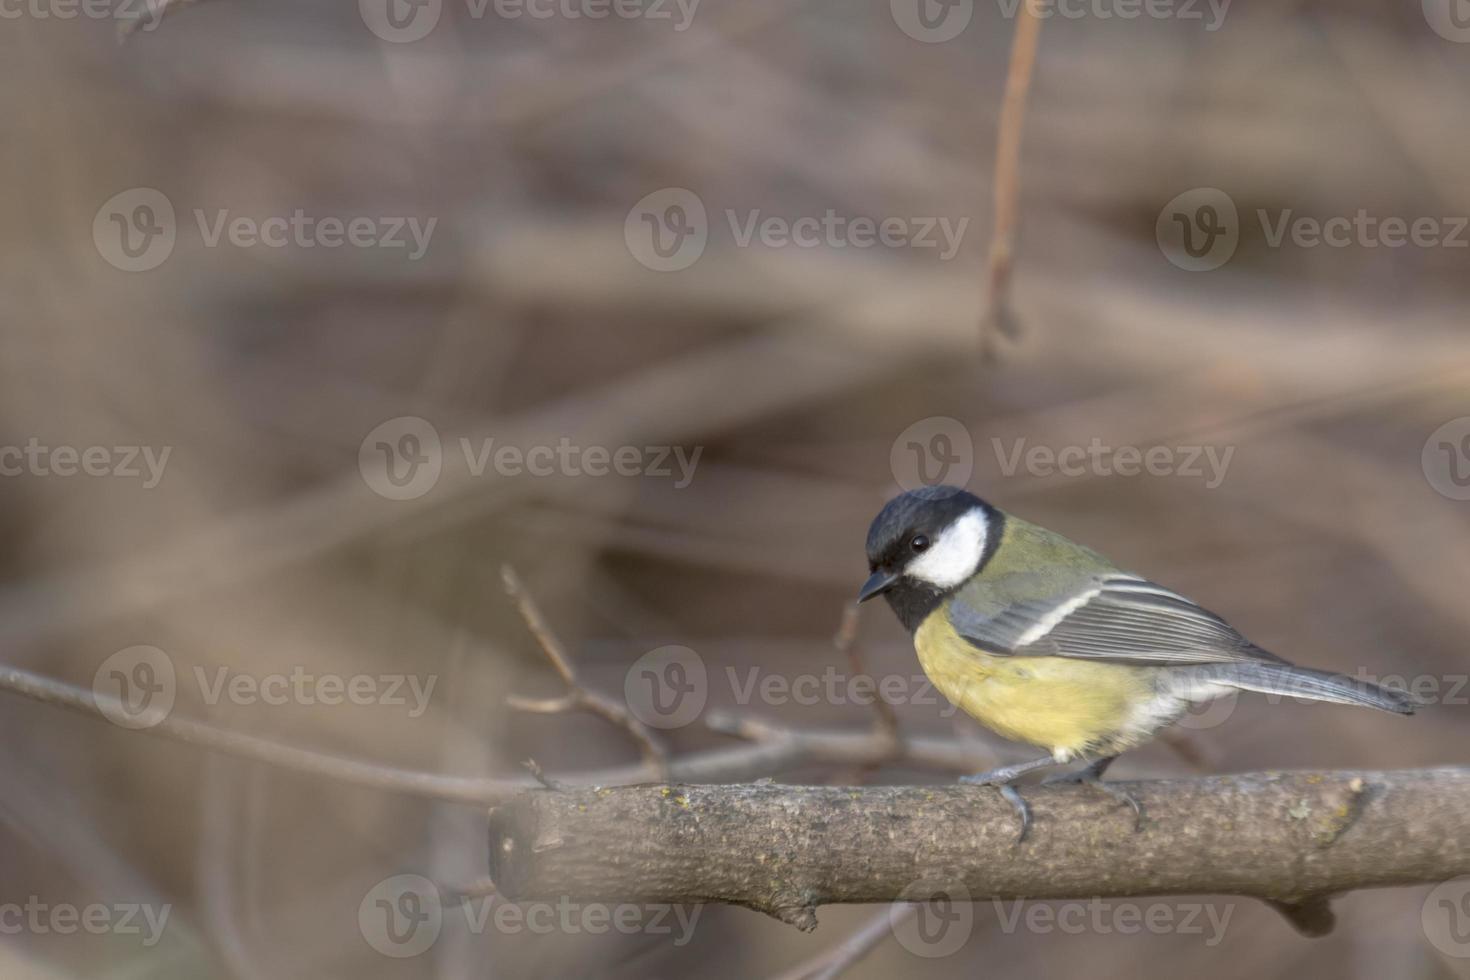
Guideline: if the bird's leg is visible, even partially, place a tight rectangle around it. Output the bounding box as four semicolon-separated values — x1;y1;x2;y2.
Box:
958;755;1064;843
1041;755;1144;831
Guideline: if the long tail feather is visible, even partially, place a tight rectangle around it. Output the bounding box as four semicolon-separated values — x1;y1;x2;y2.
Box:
1211;663;1419;715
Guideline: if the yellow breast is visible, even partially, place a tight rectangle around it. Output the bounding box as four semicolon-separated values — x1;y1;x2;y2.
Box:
914;611;1155;758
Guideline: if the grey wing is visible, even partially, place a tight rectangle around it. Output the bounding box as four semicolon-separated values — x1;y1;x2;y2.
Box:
949;574;1287;667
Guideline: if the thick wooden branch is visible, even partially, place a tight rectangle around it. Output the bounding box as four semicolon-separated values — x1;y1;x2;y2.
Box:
488;768;1470;934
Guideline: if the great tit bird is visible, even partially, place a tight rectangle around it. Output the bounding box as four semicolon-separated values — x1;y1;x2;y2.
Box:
859;485;1416;840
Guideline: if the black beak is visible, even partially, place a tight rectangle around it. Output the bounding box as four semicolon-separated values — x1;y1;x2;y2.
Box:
857;569;900;603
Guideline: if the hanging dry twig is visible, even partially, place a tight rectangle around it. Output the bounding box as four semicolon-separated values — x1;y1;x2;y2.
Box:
770;905;916;980
833;601;899;742
981;0;1045;357
117;0;216;40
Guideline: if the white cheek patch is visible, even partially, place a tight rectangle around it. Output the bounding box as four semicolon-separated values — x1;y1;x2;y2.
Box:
904;508;988;588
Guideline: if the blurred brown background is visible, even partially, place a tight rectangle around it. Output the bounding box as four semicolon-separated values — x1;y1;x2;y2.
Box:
1;0;1468;976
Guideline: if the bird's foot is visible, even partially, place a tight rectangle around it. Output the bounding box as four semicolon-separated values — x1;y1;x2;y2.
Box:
1042;760;1144;832
959;762;1048;843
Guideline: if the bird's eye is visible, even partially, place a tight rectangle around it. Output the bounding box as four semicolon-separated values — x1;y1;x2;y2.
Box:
910;534;930;553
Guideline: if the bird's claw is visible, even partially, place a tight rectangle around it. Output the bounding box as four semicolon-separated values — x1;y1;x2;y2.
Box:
1042;769;1144;832
998;784;1032;843
959;767;1033;844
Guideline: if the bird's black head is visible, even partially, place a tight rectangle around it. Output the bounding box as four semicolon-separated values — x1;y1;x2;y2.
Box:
859;485;1002;631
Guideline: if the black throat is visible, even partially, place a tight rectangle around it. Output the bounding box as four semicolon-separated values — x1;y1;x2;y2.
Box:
882;580;949;633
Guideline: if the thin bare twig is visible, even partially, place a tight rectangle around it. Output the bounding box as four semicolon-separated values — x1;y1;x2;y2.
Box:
522;758;567;792
824;601;902;787
442;879;499;906
981;0;1045;356
117;0;213;40
834;602;899;742
0;664;1009;806
501;564;669;776
771;905;914;980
